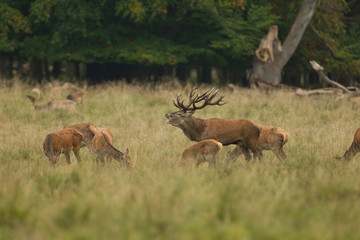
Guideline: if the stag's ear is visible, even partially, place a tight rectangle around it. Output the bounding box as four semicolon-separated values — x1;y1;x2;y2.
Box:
125;148;129;155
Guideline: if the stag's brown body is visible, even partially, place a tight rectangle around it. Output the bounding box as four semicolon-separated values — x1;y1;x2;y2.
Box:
182;139;223;167
166;88;262;161
227;126;289;162
92;128;131;167
337;128;360;161
64;123;99;150
43;128;83;165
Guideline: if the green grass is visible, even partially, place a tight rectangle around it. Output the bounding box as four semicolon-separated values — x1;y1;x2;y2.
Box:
0;81;360;240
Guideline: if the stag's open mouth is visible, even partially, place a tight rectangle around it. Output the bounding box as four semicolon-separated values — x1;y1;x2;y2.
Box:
165;114;171;124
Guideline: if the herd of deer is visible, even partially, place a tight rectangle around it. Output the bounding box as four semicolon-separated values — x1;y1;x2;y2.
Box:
26;87;85;111
43;123;131;167
36;87;359;167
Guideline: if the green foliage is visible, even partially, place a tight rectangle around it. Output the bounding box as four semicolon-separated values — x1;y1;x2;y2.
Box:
0;3;31;52
0;0;360;83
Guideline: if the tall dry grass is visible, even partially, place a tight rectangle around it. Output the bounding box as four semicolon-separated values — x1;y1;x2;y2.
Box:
0;80;360;240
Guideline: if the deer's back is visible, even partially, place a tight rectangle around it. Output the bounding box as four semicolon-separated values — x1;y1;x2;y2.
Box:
92;128;114;152
44;128;82;151
258;126;289;147
202;119;261;145
64;123;98;147
182;139;223;159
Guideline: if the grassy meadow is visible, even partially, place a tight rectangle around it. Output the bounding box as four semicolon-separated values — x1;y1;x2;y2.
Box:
0;80;360;240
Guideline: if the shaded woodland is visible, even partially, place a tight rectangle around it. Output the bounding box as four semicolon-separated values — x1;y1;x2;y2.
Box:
0;0;359;88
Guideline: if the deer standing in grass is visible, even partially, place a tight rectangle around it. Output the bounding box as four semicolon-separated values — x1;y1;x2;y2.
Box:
226;126;289;163
92;128;131;167
64;123;99;151
181;139;223;167
165;88;262;162
26;88;77;111
336;128;360;161
43;128;83;165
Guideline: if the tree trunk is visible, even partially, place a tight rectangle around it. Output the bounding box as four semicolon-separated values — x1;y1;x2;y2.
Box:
30;59;43;83
66;61;76;82
53;62;61;79
253;0;318;84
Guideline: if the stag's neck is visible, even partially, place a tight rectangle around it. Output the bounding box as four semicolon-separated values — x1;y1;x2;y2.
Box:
179;116;206;141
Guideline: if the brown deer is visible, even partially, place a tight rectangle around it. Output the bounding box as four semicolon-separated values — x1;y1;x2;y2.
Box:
63;123;99;151
49;94;77;111
27;88;77;111
43;128;84;165
226;126;289;163
181;139;223;167
165;88;262;162
336;128;360;161
66;91;85;103
92;128;131;167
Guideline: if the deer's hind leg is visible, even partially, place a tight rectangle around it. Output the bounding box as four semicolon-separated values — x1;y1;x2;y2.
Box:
73;147;81;163
64;151;71;164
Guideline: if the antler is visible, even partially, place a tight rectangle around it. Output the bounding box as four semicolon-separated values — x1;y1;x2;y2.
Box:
173;88;226;112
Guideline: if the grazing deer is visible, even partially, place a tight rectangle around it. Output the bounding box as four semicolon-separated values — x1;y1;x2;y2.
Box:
92;128;131;167
26;88;77;111
66;91;85;103
63;123;99;151
336;128;360;161
43;128;84;165
181;139;223;167
226;126;289;163
165;88;262;162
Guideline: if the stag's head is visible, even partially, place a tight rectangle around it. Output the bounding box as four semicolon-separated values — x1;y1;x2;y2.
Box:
165;88;226;127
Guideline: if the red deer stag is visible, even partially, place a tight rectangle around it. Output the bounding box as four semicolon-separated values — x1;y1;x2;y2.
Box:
181;139;223;167
336;128;360;161
43;128;83;165
92;128;131;167
165;88;262;162
226;126;289;163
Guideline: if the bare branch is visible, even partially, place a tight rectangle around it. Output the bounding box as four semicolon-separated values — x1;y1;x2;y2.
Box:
309;60;350;93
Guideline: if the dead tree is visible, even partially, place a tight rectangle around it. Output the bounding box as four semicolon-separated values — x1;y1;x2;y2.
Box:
253;0;318;84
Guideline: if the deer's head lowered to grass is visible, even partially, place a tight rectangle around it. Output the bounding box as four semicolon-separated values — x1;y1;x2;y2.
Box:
92;128;131;168
165;88;262;162
336;128;360;161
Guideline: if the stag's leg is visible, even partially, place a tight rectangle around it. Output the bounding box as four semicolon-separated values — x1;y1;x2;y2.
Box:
64;151;71;164
248;137;262;162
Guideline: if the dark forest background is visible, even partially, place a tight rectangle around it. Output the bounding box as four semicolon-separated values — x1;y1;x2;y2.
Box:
1;0;359;88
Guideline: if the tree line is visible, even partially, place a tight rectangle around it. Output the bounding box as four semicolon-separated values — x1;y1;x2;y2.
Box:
0;0;359;87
